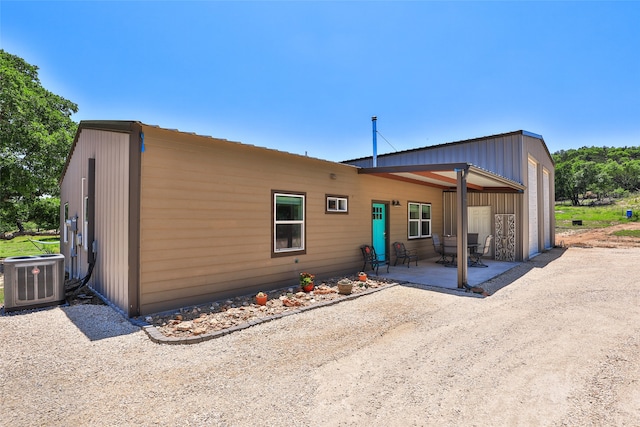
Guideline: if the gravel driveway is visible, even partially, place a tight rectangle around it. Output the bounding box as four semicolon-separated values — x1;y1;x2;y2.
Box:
1;247;639;426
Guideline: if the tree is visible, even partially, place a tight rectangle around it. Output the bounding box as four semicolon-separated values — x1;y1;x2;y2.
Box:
0;50;78;233
30;196;61;231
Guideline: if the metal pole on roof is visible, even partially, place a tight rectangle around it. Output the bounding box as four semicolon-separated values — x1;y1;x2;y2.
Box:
372;116;377;167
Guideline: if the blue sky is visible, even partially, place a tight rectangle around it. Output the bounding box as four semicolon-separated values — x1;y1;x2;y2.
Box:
2;1;639;162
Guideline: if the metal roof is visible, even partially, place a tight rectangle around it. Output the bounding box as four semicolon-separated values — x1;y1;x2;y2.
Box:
343;129;548;164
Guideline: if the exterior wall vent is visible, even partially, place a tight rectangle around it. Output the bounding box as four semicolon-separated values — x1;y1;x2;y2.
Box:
2;254;65;312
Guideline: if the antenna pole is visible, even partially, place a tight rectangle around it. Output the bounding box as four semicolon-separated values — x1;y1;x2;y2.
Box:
372;116;377;167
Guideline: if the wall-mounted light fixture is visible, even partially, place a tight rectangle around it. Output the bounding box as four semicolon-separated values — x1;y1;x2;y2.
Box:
392;200;402;207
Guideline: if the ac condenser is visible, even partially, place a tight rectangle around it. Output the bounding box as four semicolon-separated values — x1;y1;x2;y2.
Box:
3;254;65;312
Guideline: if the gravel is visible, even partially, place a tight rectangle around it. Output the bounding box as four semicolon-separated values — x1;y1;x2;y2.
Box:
1;247;640;426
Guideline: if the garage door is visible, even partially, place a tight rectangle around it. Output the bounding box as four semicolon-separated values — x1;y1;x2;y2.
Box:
528;158;539;257
543;169;551;249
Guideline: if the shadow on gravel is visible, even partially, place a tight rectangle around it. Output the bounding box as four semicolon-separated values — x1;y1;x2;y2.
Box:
61;304;140;341
480;247;568;295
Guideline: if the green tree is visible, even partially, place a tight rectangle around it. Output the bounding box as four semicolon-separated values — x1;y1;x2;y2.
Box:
591;163;614;199
554;160;576;203
573;161;597;202
0;50;78;233
30;196;61;231
554;146;640;205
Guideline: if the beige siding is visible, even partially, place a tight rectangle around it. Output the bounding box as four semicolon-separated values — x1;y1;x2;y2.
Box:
138;126;441;315
60;129;130;313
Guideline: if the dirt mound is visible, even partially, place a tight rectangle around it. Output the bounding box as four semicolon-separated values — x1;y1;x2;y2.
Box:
557;222;640;248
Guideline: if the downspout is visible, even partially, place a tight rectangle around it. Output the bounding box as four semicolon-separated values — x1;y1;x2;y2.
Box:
372;116;377;167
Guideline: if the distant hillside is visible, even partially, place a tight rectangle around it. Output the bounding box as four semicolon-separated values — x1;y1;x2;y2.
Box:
553;146;640;206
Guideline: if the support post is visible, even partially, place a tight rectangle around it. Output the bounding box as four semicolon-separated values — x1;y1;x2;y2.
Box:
456;167;468;289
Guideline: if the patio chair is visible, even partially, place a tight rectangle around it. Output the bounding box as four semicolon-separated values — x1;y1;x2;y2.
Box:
392;241;418;268
432;233;447;264
442;235;458;267
360;244;389;275
469;235;493;267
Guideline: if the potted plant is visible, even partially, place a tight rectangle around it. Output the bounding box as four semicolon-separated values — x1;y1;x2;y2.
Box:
337;278;353;295
255;292;268;306
300;272;315;292
358;272;368;282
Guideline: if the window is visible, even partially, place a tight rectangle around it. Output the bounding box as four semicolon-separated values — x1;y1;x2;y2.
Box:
63;202;69;243
326;195;348;213
273;192;305;255
408;202;431;239
83;196;89;251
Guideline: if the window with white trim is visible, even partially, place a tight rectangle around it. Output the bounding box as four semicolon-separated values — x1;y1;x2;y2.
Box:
326;195;348;213
83;196;89;251
63;202;69;243
408;202;431;239
273;192;305;254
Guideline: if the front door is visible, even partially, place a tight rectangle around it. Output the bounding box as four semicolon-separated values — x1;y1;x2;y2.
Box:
372;203;387;263
468;206;492;252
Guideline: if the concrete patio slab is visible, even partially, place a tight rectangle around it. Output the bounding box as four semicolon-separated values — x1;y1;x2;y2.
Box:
373;256;520;291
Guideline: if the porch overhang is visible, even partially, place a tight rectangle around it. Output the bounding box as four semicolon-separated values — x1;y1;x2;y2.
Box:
357;163;525;192
358;163;524;290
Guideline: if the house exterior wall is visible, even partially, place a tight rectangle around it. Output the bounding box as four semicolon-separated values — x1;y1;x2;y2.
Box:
59;128;132;313
61;123;554;315
347;131;555;260
137;126;442;315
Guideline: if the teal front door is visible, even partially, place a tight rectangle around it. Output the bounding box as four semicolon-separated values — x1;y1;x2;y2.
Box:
372;203;387;263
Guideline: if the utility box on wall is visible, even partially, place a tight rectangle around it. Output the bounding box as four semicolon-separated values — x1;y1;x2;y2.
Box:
2;254;65;312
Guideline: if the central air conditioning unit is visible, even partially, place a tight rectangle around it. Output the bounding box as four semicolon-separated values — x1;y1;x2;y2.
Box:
2;254;65;312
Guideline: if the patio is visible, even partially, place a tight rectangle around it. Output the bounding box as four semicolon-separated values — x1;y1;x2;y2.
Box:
374;256;520;292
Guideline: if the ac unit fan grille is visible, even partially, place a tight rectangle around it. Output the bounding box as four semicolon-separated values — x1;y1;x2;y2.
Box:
16;263;56;302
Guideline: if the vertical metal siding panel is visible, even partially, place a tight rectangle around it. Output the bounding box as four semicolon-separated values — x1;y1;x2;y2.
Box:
378;136;523;183
495;140;502;175
443;192;457;236
462;191;523;261
83;129;130;314
119;135;130;311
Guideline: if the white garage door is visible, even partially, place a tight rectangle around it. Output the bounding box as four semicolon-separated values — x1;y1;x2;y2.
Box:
543;169;551;249
528;158;539;257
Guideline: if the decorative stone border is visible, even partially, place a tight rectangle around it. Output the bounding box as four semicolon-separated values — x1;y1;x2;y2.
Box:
141;283;400;345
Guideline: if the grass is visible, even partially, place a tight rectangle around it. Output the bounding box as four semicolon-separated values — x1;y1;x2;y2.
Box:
612;229;640;238
0;235;60;258
555;194;640;231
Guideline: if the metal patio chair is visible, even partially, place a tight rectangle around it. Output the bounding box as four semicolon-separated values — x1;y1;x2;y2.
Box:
360;244;389;275
469;235;493;267
442;235;458;267
392;241;418;268
432;233;448;264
